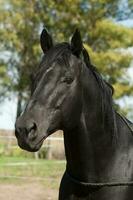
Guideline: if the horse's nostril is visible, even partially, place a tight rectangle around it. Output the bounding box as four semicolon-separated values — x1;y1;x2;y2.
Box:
28;122;37;140
28;122;37;133
15;119;37;141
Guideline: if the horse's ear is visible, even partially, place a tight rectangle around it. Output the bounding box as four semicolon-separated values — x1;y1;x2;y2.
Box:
40;28;53;53
71;29;82;57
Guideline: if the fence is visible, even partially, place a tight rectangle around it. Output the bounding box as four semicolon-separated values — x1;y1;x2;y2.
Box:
0;159;66;182
0;130;65;182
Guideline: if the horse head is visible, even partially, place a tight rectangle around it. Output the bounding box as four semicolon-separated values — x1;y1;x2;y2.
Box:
15;29;84;152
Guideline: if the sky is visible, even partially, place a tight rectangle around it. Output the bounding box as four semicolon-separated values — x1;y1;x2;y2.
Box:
0;19;133;130
118;19;133;27
0;97;17;129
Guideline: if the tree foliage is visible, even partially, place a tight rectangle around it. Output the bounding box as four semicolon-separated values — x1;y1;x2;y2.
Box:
0;0;133;116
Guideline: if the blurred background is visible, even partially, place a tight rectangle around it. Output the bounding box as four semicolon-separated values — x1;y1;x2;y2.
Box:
0;0;133;199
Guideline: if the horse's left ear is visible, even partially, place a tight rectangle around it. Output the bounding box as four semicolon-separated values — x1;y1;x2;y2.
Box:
71;29;82;57
40;28;53;54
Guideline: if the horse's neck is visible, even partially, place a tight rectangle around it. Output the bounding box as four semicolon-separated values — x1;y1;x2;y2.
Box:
64;107;133;183
63;112;98;182
64;111;116;182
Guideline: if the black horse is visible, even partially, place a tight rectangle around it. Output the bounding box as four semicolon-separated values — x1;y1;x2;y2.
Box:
15;29;133;200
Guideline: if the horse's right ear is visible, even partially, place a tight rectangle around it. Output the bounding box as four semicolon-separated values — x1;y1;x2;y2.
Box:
71;29;82;57
40;28;53;54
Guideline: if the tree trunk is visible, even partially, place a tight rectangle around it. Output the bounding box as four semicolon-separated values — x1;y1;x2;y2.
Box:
16;91;23;119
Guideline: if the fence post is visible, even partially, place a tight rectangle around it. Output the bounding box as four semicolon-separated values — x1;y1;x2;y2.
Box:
34;152;39;159
46;140;52;159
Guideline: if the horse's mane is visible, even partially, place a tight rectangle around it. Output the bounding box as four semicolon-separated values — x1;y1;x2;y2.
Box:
82;47;117;140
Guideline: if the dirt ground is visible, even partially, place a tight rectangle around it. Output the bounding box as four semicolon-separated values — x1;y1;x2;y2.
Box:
0;183;58;200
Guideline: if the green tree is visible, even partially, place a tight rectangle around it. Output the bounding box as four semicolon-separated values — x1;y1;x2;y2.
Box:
0;0;133;118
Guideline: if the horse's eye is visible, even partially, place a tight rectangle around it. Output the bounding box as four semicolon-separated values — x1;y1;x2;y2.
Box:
61;76;74;84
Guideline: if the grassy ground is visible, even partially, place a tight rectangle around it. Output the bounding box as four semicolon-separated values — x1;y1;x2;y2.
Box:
0;156;66;189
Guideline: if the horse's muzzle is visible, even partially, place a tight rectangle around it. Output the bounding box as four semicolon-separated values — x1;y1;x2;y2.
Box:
15;117;41;152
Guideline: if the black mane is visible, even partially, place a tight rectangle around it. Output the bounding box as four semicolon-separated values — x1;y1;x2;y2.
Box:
82;47;117;140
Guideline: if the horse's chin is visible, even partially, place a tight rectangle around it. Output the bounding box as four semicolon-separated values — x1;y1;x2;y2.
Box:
17;135;45;152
